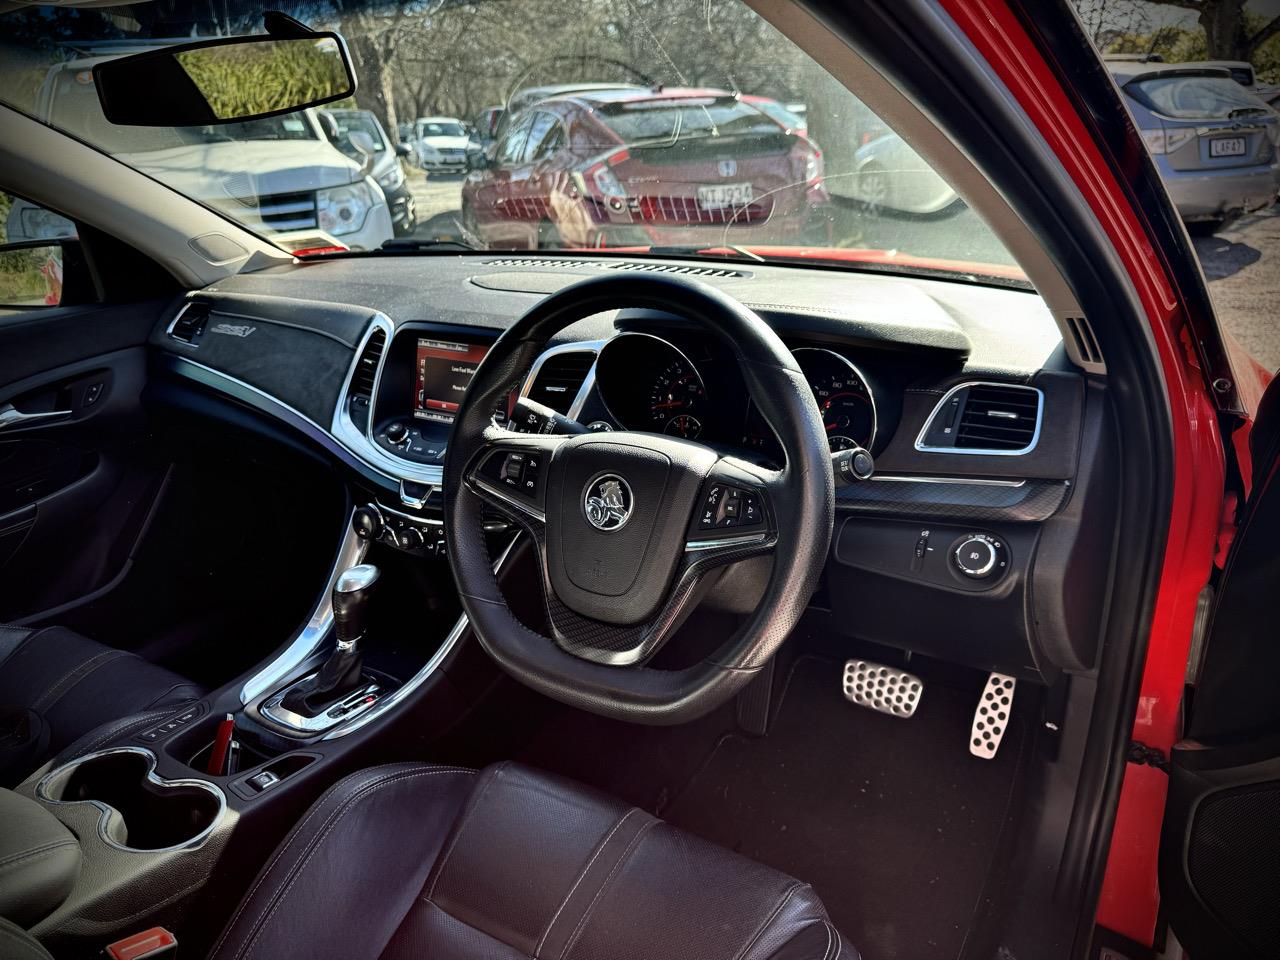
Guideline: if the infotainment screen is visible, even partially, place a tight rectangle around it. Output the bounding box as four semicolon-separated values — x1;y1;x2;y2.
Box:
413;338;488;424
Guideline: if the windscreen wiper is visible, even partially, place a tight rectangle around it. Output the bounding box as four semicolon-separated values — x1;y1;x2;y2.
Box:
381;238;478;252
644;244;766;262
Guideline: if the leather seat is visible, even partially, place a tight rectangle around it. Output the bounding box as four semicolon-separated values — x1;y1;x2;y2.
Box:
0;624;202;784
211;762;858;960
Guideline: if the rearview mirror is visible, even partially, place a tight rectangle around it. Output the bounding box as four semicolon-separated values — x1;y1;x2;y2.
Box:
94;34;355;127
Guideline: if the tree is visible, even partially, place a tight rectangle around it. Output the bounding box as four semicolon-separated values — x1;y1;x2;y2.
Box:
1135;0;1280;61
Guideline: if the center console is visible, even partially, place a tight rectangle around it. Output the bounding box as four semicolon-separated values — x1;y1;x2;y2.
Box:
9;315;543;954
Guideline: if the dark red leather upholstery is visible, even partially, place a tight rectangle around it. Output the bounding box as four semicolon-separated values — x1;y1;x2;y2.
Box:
211;762;857;960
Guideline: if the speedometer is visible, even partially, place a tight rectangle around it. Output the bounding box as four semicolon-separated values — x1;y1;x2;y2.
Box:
648;360;706;437
793;348;877;452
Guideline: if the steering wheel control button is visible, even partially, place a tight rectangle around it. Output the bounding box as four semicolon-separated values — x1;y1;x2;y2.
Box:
697;483;765;530
501;452;527;487
583;474;633;531
952;533;1006;580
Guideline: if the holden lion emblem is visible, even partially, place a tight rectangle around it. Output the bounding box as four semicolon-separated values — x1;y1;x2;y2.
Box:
584;475;633;531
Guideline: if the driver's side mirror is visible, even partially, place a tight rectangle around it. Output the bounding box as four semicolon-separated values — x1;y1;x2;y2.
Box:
395;142;413;158
0;241;69;310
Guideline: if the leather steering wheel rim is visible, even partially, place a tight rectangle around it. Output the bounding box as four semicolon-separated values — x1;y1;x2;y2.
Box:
443;273;833;725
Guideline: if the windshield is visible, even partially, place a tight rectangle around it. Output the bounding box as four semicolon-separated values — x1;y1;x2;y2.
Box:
1128;73;1270;119
596;97;784;145
0;0;1019;280
419;122;465;138
328;112;386;153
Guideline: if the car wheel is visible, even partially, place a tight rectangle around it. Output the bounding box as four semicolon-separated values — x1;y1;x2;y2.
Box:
859;161;891;218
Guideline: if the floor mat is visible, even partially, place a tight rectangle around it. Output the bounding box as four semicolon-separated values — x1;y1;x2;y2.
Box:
659;655;1028;960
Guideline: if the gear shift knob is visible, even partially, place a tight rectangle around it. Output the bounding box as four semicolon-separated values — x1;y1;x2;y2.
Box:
333;563;379;649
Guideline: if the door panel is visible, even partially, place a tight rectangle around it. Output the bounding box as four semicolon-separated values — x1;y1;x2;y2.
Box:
1159;380;1280;960
0;303;171;620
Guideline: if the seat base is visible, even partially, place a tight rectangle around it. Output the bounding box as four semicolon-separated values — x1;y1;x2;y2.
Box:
211;762;856;960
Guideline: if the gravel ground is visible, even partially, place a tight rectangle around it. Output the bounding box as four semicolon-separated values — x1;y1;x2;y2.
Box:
406;169;1279;372
1193;203;1280;373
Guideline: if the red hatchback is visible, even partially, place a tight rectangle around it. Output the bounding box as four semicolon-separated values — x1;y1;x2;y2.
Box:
461;87;829;249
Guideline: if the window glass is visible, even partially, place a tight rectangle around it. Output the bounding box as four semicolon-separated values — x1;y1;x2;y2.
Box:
0;0;1020;279
1129;74;1268;119
522;113;559;163
0;191;77;312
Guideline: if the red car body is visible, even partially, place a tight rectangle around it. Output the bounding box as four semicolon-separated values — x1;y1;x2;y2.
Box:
461;87;828;250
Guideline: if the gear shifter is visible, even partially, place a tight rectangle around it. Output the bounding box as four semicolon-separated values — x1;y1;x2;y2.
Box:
280;564;380;718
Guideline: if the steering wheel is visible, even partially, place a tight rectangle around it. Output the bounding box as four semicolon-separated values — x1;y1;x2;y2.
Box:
443;274;833;724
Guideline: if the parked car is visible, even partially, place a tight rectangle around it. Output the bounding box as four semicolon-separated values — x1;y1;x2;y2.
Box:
26;50;393;251
320;108;417;237
410;116;470;172
844;131;961;216
461;86;829;249
741;95;808;137
1111;62;1280;228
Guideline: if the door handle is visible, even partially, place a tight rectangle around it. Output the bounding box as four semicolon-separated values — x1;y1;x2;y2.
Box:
0;404;71;431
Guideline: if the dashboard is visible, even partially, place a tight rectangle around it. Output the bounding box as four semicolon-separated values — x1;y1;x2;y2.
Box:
153;254;1113;688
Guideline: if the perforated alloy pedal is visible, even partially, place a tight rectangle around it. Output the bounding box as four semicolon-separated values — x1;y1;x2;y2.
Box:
971;672;1016;758
842;660;923;718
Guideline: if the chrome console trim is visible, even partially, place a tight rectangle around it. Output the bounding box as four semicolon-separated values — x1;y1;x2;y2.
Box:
518;340;605;421
330;313;448;486
260;680;384;733
36;747;227;854
239;515;367;704
914;381;1044;456
322;534;521;740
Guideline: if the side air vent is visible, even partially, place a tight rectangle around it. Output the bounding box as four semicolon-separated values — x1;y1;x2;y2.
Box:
916;382;1043;455
1065;316;1105;369
479;257;750;279
346;327;386;429
168;302;210;345
524;350;595;414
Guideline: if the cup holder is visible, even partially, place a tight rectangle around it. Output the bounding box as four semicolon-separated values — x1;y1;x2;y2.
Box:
36;747;225;852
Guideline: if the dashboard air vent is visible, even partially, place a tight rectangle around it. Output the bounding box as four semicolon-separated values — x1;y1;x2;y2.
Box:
525;350;595;414
168;302;209;345
955;384;1041;451
479;257;749;279
600;261;749;279
482;258;602;270
347;328;386;430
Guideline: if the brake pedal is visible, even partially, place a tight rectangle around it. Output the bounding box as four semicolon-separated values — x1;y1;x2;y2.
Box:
842;660;922;718
971;672;1016;758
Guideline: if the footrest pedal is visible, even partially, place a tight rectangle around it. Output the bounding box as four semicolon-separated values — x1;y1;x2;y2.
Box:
842;660;922;718
971;672;1016;759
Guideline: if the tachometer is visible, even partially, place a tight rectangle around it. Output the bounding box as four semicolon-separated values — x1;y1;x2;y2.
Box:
648;359;706;437
793;348;877;452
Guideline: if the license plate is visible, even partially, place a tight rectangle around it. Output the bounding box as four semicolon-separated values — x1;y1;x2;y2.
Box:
1209;136;1246;157
697;182;753;209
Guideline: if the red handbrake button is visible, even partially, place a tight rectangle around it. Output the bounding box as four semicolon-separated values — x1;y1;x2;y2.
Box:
105;927;177;960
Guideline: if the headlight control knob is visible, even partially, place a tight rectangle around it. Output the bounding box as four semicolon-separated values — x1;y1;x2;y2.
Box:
953;533;1003;579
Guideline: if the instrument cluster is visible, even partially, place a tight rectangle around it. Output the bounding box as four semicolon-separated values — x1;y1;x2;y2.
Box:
592;331;881;460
